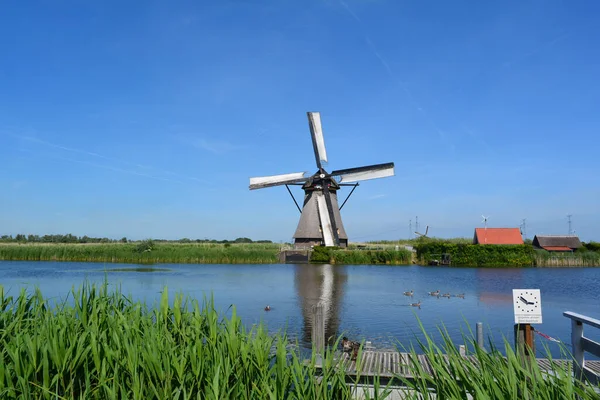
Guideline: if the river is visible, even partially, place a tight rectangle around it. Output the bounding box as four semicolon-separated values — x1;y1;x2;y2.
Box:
1;261;599;359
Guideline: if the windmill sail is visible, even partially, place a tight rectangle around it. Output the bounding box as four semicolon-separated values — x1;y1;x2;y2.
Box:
332;162;395;183
249;111;395;248
249;172;308;190
307;112;328;169
316;192;335;246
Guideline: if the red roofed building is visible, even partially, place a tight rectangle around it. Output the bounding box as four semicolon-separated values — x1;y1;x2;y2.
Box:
473;228;524;245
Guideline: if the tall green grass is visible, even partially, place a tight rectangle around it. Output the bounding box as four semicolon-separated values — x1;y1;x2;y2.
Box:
393;321;599;399
1;285;598;398
0;284;367;399
0;243;280;264
310;246;412;265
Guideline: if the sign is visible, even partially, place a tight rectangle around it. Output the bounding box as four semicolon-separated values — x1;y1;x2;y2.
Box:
513;289;542;324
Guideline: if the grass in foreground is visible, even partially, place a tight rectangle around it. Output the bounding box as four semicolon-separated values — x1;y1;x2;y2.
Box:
1;285;598;399
0;283;359;399
392;320;599;399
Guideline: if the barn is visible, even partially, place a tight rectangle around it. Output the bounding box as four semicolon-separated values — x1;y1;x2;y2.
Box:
532;235;582;252
472;228;524;245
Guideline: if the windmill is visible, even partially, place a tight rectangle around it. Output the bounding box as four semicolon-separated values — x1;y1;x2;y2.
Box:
481;215;490;244
482;215;490;229
415;225;430;238
249;112;395;248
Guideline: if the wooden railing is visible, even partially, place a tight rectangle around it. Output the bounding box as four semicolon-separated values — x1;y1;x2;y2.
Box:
563;311;600;384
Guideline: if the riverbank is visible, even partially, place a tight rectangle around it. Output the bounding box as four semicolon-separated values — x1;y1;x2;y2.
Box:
1;241;598;266
1;284;597;399
0;242;414;265
415;242;600;267
0;242;280;264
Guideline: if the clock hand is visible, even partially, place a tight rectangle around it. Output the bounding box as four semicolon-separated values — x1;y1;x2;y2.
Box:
519;296;528;305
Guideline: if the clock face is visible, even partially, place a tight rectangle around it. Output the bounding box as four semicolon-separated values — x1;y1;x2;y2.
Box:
515;290;539;313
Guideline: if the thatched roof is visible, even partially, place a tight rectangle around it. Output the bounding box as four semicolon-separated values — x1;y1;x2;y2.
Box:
533;235;582;249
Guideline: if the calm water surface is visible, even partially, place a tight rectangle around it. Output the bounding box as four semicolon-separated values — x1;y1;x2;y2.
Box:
1;261;599;358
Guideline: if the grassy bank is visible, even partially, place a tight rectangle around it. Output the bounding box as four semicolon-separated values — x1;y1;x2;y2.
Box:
416;242;535;267
0;242;280;264
310;246;413;265
1;285;598;399
416;241;600;267
0;242;414;265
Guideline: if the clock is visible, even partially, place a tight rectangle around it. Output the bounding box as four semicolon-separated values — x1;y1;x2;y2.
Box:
515;291;539;312
512;289;542;324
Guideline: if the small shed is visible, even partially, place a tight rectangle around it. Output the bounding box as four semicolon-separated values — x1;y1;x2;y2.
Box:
532;235;582;252
473;228;524;245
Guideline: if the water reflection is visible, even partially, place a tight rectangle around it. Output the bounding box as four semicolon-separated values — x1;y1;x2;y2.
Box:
476;268;523;306
294;264;347;345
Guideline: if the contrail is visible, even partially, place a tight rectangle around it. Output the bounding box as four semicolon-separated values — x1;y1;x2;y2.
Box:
338;0;454;149
18;148;186;185
3;131;208;184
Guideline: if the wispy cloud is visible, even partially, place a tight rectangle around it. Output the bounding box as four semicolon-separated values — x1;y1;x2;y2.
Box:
192;138;240;155
18;149;187;184
2;131;208;184
368;194;385;200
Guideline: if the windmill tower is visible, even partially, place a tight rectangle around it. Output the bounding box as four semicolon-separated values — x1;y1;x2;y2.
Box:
249;112;395;248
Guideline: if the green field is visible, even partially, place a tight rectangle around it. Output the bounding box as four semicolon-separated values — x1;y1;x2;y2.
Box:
0;284;597;399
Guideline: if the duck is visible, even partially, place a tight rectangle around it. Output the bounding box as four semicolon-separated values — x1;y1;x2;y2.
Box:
403;290;414;297
410;301;421;308
264;305;271;311
428;290;440;296
455;293;465;299
442;293;451;298
341;337;361;360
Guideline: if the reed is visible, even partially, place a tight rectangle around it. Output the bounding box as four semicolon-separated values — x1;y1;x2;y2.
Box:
310;246;412;265
1;286;598;398
0;242;280;264
0;283;369;399
393;320;599;399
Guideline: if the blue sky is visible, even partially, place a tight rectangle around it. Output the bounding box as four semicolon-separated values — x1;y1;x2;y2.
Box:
1;0;599;242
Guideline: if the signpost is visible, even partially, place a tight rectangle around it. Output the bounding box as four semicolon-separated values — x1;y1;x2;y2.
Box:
513;289;542;358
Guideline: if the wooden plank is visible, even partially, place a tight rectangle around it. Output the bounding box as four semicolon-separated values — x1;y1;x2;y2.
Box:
319;350;600;385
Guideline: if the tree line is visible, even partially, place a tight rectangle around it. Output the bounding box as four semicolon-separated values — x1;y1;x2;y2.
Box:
0;234;272;245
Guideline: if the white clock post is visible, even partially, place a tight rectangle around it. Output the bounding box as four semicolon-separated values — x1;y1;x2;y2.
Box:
512;289;542;358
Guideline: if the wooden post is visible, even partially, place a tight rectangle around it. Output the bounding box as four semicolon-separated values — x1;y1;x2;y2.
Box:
514;324;535;359
312;302;325;354
476;322;484;350
571;319;584;381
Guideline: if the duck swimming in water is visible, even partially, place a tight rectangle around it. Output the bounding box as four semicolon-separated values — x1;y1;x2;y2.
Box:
455;293;465;298
410;301;421;308
264;305;271;311
403;290;413;296
428;290;440;296
442;293;451;298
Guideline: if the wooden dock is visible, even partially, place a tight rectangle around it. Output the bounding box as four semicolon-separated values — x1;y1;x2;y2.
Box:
318;350;600;382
